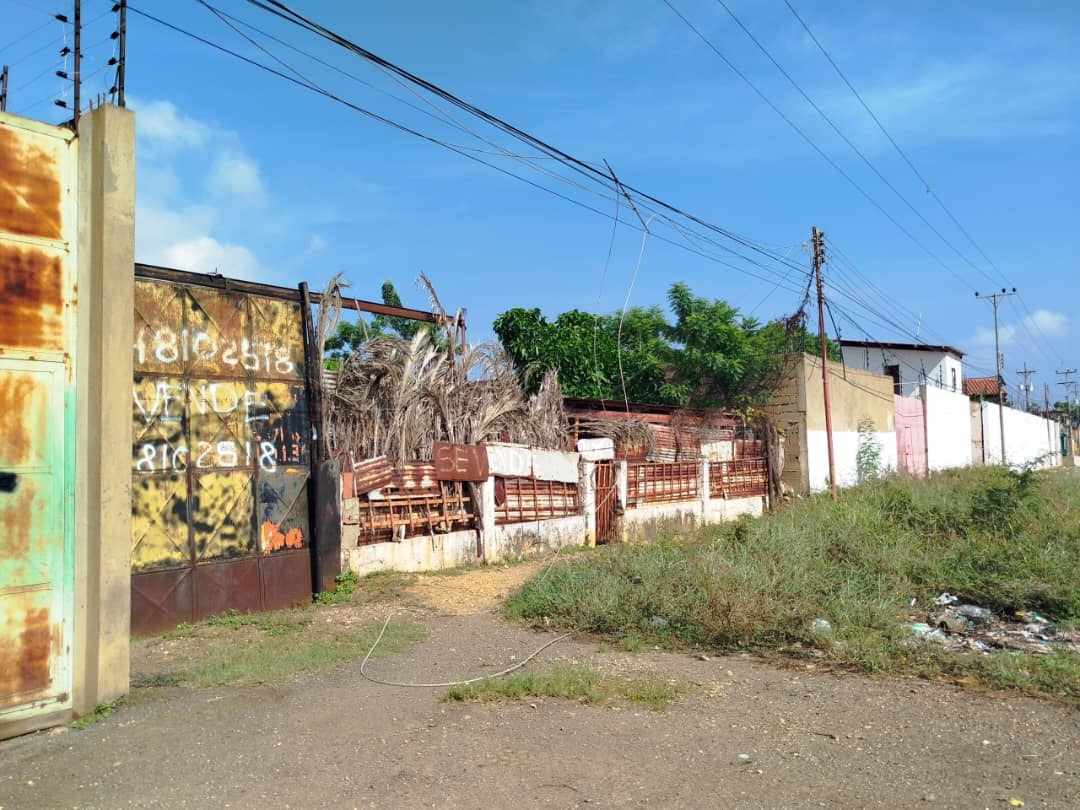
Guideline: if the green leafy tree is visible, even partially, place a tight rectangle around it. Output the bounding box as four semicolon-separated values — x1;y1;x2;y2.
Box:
493;282;836;409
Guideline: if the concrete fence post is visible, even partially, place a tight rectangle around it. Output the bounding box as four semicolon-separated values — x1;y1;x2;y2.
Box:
700;456;710;521
581;460;597;546
478;476;497;563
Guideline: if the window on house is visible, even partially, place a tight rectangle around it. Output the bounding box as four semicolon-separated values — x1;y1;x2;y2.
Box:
885;364;901;395
951;368;957;392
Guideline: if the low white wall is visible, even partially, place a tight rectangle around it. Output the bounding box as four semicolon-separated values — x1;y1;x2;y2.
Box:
621;495;765;540
486;515;588;562
807;429;898;492
343;529;480;576
923;386;973;472
980;403;1060;469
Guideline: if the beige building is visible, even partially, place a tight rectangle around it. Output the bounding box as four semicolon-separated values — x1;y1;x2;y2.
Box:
767;354;897;494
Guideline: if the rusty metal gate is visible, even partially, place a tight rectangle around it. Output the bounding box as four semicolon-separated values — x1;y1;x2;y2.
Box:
0;116;76;726
130;273;314;635
593;460;617;544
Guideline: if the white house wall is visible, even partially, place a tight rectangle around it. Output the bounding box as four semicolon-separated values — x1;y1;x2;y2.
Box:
841;346;962;398
807;429;898;492
923;385;973;471
979;403;1060;469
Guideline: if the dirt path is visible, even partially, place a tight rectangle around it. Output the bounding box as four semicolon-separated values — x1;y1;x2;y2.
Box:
3;562;1079;809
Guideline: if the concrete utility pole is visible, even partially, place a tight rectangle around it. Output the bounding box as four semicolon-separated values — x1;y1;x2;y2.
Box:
1016;362;1036;412
975;287;1016;464
0;65;8;113
813;226;837;500
1059;370;1078;457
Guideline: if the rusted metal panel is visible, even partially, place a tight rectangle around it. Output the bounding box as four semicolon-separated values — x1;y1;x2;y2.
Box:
494;477;581;525
390;462;439;493
352;456;395;494
0;122;65;240
432;442;489;481
626;461;700;506
710;459;768;499
0;244;66;352
1;115;75;731
130;275;314;635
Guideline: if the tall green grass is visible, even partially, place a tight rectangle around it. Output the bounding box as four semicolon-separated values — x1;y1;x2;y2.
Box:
506;467;1080;699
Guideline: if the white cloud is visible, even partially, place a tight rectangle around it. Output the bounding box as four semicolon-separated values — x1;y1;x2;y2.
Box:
206;149;267;204
1026;309;1067;336
130;98;213;150
159;236;260;280
308;234;328;253
969;309;1068;349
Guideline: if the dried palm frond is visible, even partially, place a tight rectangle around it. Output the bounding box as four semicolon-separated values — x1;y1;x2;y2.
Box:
326;330;570;463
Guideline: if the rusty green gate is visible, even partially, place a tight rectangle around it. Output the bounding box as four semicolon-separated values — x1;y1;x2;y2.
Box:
130;270;315;635
0;116;76;727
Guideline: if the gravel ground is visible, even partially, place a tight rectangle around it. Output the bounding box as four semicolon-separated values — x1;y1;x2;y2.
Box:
2;562;1078;809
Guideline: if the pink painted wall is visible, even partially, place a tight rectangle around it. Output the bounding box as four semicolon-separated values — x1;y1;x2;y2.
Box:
894;396;927;478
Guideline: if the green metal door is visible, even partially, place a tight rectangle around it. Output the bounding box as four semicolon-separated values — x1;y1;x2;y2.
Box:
0;360;71;717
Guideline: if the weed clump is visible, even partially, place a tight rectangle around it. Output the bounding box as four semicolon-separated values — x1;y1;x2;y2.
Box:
505;467;1080;700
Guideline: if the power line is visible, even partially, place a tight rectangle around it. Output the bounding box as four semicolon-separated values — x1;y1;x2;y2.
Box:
663;0;987;293
782;0;1012;289
128;4;809;294
714;0;997;290
237;0;811;281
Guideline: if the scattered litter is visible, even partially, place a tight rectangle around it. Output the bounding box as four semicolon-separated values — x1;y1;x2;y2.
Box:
737;753;752;762
650;615;669;628
812;618;832;634
953;604;991;623
907;597;1080;654
1009;800;1025;807
909;597;918;607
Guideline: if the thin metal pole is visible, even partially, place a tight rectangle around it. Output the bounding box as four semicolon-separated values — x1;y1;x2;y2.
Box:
0;65;8;112
813;226;837;499
73;0;80;127
117;0;126;106
976;288;1016;464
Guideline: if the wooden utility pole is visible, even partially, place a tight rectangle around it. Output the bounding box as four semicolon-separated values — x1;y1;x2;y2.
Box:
975;287;1016;464
0;65;8;112
813;226;836;499
1015;362;1036;412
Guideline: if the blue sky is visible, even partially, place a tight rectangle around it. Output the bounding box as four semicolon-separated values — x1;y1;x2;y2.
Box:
3;0;1078;403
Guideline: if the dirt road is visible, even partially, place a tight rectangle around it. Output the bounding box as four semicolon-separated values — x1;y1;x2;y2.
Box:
2;563;1078;809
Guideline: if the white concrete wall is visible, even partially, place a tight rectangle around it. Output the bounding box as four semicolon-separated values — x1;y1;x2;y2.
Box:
979;403;1060;469
923;385;973;472
807;429;898;492
621;495;765;541
343;529;480;576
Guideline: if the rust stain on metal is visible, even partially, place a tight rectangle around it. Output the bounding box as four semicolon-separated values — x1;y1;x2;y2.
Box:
0;482;36;560
391;462;439;493
432;442;489;482
0;244;64;351
0;607;52;704
352;456;394;493
0;373;46;466
0;126;63;240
